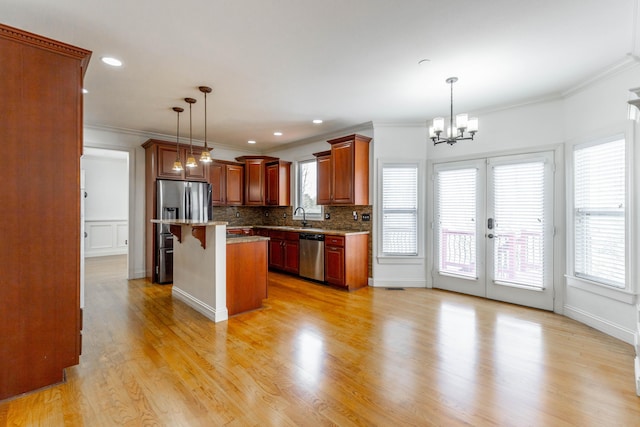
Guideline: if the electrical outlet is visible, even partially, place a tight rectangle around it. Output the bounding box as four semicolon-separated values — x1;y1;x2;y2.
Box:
283;213;287;218
362;213;371;221
235;212;240;218
325;213;331;220
265;212;269;217
353;211;358;221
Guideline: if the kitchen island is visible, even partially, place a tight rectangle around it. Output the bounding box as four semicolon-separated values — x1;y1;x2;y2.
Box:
151;220;270;322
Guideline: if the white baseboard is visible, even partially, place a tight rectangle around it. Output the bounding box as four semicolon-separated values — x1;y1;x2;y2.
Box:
84;248;127;258
635;356;640;397
369;279;427;288
564;304;636;345
172;286;228;323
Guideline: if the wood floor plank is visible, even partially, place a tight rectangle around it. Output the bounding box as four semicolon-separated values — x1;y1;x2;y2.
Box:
1;255;638;425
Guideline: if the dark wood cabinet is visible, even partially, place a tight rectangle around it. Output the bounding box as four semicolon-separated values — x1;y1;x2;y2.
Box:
0;23;91;401
315;134;371;206
324;234;368;290
266;160;292;206
236;156;290;206
210;160;244;206
153;141;208;182
268;231;299;274
314;150;332;205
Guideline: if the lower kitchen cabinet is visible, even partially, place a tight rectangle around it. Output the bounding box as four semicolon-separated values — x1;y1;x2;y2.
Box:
268;230;299;274
325;234;368;290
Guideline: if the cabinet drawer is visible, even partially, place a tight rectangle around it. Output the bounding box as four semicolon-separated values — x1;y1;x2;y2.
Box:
269;230;286;240
325;235;344;247
284;232;299;241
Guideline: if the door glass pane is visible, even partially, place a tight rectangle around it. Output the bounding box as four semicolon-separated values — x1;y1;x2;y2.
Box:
436;168;477;278
492;161;545;288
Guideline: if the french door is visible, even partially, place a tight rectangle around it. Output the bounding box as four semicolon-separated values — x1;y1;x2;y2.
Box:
433;152;554;310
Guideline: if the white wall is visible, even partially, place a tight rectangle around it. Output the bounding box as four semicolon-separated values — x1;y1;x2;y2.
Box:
83;154;128;220
561;63;640;344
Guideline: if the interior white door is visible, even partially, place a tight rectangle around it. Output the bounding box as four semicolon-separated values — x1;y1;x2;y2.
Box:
433;152;554;310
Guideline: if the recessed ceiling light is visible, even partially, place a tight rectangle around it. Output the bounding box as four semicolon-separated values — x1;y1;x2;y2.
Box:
418;58;430;66
101;56;123;67
248;140;256;144
82;88;88;94
312;119;323;124
273;132;283;136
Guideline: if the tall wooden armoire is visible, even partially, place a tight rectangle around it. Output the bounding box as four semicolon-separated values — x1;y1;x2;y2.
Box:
0;23;91;400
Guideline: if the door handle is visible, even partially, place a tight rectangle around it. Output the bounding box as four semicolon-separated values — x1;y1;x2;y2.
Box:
488;218;494;230
487;234;494;239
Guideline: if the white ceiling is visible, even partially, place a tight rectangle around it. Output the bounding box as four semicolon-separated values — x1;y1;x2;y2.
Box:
2;0;638;151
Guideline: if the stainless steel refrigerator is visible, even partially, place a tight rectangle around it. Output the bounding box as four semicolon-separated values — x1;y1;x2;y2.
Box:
156;180;212;283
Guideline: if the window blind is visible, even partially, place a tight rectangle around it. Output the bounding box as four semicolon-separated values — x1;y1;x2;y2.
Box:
436;168;477;278
382;165;418;255
492;161;545;288
574;138;625;288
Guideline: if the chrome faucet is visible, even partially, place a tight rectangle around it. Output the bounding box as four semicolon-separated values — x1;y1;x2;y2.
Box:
294;206;308;227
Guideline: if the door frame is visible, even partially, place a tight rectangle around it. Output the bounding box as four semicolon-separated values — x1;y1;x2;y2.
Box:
426;144;565;314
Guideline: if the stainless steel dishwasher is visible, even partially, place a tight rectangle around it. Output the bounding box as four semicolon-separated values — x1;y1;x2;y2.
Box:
299;233;325;281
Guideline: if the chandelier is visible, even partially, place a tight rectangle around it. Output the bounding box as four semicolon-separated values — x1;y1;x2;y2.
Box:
429;77;478;145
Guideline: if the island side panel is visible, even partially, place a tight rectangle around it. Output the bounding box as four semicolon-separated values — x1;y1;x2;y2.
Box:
172;224;228;322
226;240;268;316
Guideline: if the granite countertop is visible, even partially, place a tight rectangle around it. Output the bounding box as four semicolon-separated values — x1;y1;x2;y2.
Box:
226;235;270;245
227;225;369;236
151;219;229;226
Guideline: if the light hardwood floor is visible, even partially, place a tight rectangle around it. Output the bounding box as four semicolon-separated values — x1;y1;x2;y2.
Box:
1;255;638;426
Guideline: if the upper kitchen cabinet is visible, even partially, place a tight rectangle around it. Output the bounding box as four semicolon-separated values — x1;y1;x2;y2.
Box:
0;23;91;401
313;150;332;205
210;160;244;206
235;156;290;206
316;134;371;205
265;160;291;206
143;139;208;182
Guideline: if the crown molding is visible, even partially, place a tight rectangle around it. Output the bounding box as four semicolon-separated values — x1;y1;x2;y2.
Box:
262;122;373;154
562;54;640;98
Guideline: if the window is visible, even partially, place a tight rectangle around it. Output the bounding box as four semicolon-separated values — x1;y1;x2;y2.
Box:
381;163;418;255
295;158;322;219
573;137;626;288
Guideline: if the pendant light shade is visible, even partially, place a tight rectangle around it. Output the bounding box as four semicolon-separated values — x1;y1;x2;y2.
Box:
199;86;213;163
172;107;184;171
184;97;198;168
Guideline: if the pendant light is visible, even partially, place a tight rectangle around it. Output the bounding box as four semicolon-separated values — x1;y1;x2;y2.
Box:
199;86;213;163
172;107;184;171
184;97;198;168
429;77;478;146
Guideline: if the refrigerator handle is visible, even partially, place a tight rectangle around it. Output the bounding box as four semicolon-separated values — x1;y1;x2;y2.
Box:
185;187;191;219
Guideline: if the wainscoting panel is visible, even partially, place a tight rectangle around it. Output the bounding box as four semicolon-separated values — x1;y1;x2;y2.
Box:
85;220;128;257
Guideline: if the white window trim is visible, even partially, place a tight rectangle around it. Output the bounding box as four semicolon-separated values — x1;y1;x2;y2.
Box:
376;159;424;264
293;156;323;221
565;125;636;302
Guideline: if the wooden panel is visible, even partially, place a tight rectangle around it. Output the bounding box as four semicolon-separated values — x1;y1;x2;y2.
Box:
315;152;332;205
265;162;279;205
343;234;368;290
226;241;268;316
210;162;225;205
283;240;300;274
0;24;90;401
325;245;345;286
325;235;345;247
226;164;244;205
331;141;354;204
183;147;207;181
268;238;284;270
244;159;264;205
157;144;184;179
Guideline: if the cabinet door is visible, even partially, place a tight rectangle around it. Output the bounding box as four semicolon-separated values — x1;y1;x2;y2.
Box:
183;148;207;181
210;162;225;205
331;140;354;204
245;159;264;205
265;162;280;205
325;245;345;286
268;238;284;269
283;238;299;274
226;164;244;205
316;154;332;205
157;144;185;179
